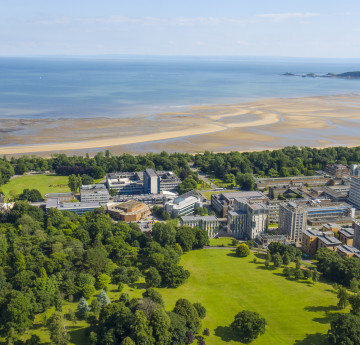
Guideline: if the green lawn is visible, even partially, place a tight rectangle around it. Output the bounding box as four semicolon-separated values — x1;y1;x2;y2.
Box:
1;174;70;199
157;249;340;345
23;249;342;344
209;237;236;247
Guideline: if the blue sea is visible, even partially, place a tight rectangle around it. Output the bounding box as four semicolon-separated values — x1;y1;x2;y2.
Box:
0;56;360;119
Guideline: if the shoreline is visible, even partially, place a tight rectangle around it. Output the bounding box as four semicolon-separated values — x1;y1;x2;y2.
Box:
2;93;360;156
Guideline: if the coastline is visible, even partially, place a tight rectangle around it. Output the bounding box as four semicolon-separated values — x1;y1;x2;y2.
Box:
2;93;360;156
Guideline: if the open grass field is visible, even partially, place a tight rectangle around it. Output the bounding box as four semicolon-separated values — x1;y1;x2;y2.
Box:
1;174;70;199
158;249;340;345
209;237;236;247
20;248;344;345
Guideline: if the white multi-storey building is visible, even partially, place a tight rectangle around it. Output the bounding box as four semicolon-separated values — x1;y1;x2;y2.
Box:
80;184;109;204
349;176;360;209
164;191;202;217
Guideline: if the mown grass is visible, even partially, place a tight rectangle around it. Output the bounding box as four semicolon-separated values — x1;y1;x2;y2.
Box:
209;237;236;247
1;174;70;199
19;249;343;345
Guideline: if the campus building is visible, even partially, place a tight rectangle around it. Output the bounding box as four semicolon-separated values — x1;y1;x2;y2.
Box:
306;202;354;224
227;197;268;240
338;227;354;246
180;215;220;238
254;175;332;190
325;164;350;179
44;192;74;202
107;200;150;222
211;191;267;218
351;164;360;177
349;176;360;209
354;221;360;250
80;184;109;204
279;202;307;243
46;198;103;216
337;245;360;258
267;200;282;224
164;191;202;217
106;169;181;195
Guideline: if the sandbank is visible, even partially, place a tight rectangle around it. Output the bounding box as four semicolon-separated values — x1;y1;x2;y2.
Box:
1;93;360;156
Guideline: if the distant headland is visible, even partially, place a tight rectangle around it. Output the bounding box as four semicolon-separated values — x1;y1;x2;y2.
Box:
283;71;360;79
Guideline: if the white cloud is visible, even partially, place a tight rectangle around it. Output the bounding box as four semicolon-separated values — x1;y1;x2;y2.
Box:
257;12;318;22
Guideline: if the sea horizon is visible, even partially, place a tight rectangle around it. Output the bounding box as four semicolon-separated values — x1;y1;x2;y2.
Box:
1;56;360;121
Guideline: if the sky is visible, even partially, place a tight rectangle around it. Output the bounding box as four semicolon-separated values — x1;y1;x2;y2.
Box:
1;0;360;58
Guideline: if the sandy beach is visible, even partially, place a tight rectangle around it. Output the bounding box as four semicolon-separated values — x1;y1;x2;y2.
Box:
1;93;360;156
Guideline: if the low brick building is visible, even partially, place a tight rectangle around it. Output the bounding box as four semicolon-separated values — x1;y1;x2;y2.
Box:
338;227;354;246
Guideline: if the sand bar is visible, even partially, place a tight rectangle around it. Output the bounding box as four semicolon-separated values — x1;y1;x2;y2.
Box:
1;93;360;155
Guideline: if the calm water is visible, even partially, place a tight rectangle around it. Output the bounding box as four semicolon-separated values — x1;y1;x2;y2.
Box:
0;56;359;119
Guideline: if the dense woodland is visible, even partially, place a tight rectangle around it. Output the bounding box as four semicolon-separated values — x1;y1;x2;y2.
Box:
1;146;360;193
194;146;360;180
0;200;209;344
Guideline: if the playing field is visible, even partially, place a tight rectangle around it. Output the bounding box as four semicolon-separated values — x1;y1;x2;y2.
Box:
1;174;70;199
26;249;342;345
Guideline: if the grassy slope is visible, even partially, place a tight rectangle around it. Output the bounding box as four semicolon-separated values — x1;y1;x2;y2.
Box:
1;174;70;199
24;249;342;345
209;237;236;247
157;250;340;345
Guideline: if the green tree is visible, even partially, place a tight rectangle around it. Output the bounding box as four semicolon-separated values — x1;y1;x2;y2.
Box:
96;274;111;290
90;298;101;316
176;227;196;252
130;310;155;345
328;313;360;345
230;310;266;342
145;267;162;288
46;312;70;345
150;308;171;345
160;264;190;288
76;297;90;319
82;284;96;299
349;293;360;316
193;302;206;319
121;338;136;345
142;288;164;306
272;252;283;268
282;252;291;266
178;177;197;194
15;162;27;175
0;290;33;334
152;223;176;246
173;298;201;334
109;189;118;197
81;174;94;185
236;243;250;257
168;312;187;345
224;173;235;184
294;269;304;280
312;268;320;283
236;173;255;190
337;286;349;309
